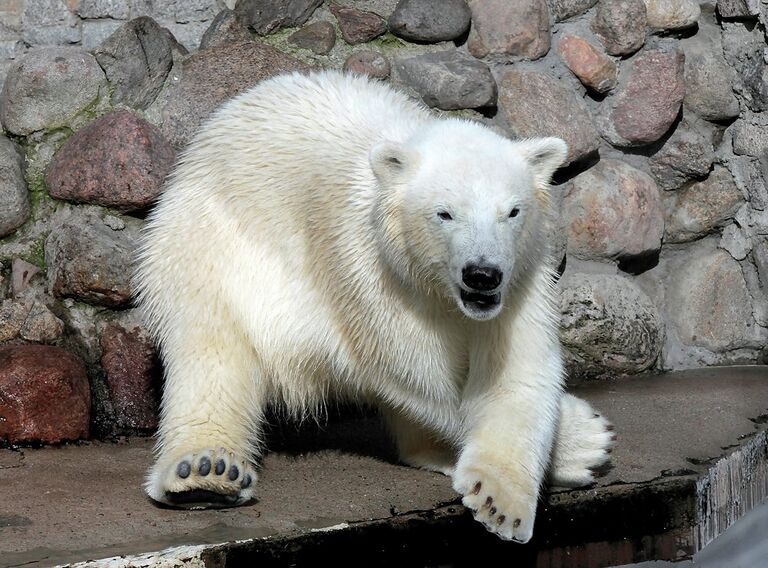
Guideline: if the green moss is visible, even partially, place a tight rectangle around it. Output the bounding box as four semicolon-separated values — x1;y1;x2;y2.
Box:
366;33;408;50
26;237;46;270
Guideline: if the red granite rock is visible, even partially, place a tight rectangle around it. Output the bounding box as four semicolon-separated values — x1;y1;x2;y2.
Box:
598;44;685;147
563;159;664;261
557;34;618;93
330;4;386;45
45;110;175;212
0;345;90;443
101;324;159;430
467;0;551;60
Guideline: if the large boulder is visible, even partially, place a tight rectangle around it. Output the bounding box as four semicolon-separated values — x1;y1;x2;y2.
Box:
234;0;323;35
93;17;181;110
0;47;107;135
101;323;159;431
0;345;90;444
388;0;472;42
664;167;745;244
496;68;599;165
563;159;664;261
467;0;551;60
159;41;309;149
668;248;761;352
560;272;665;379
598;44;685;147
395;51;496;110
45;211;141;309
45;110;175;212
591;0;646;56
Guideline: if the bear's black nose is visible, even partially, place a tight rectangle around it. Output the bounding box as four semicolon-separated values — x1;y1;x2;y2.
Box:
462;264;503;292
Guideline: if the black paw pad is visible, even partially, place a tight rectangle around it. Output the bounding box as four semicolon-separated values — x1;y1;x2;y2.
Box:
198;456;211;476
228;465;239;481
242;474;252;488
177;461;191;479
215;459;226;475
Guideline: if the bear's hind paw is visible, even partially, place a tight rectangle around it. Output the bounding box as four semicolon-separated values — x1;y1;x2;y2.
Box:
145;448;257;509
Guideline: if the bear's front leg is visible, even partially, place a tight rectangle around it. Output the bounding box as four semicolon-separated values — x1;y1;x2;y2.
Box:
145;320;263;509
452;295;565;542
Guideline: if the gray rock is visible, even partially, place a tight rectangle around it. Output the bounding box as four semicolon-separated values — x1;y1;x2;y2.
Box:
548;0;598;22
563;158;664;261
681;22;739;122
160;41;308;149
0;47;107;136
94;17;180;111
0;300;29;342
559;272;664;379
731;113;768;157
288;21;336;55
234;0;323;35
728;156;768;210
668;247;760;352
75;0;131;19
717;0;761;18
742;53;768;113
719;223;751;260
664;167;744;243
645;0;700;31
649;119;714;190
591;0;646;56
496;68;599;166
0;135;28;238
19;301;64;344
395;51;496;110
46;211;142;309
388;0;471;43
343;51;391;79
21;0;81;46
199;9;252;49
81;20;124;50
467;0;551;60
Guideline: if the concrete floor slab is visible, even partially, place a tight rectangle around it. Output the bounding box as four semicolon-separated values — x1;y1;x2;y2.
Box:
1;366;767;567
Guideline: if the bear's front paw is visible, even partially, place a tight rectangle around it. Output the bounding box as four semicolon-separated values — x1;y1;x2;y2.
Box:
452;464;537;543
145;448;257;509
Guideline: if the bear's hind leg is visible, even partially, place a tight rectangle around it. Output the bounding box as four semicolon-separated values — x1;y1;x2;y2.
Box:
383;409;457;476
145;320;265;509
548;393;616;487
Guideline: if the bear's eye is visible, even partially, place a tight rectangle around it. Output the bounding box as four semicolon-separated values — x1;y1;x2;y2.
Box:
437;211;453;221
509;207;520;218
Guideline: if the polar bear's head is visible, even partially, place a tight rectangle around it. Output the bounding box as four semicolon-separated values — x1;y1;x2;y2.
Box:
370;120;566;321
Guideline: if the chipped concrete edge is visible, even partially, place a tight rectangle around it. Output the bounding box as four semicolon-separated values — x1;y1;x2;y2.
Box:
66;522;353;567
694;428;768;552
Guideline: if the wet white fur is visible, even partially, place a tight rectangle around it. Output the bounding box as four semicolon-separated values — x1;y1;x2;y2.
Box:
136;71;612;541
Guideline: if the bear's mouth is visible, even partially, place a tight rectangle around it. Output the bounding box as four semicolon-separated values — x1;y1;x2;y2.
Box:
460;289;501;312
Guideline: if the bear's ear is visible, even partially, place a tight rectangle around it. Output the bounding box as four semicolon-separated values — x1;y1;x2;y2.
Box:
370;142;417;185
515;137;568;186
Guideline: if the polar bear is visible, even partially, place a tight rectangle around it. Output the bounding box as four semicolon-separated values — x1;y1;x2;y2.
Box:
136;70;614;542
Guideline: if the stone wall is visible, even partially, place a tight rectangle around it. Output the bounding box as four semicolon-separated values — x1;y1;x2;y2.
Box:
0;0;766;443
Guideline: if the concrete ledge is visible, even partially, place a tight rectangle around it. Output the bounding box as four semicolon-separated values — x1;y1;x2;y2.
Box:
1;367;767;567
